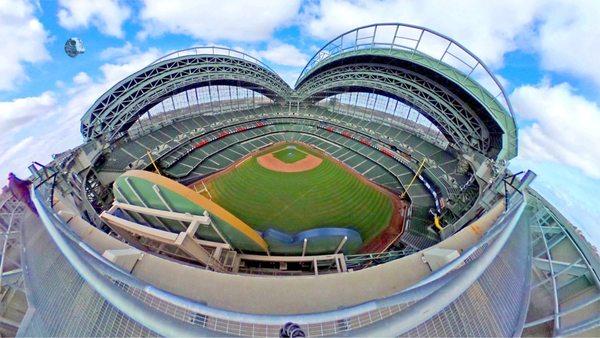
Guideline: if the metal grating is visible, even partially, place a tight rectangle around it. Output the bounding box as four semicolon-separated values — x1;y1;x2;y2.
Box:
114;278;417;336
403;213;530;336
18;207;156;337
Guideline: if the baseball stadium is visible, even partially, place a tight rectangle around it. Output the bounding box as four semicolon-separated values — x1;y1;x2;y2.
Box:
1;23;599;337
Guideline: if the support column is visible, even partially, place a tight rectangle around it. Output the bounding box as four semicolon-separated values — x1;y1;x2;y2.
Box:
334;236;348;254
174;232;225;272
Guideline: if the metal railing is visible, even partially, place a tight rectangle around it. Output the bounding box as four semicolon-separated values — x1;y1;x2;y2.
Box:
150;46;276;72
0;191;26;335
20;170;532;336
0;197;23;288
523;192;600;336
297;23;515;119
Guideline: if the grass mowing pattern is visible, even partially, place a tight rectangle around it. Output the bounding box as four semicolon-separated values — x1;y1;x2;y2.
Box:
272;146;307;163
206;143;393;244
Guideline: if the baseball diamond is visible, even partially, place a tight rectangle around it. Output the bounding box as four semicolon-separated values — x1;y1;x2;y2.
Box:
195;142;404;251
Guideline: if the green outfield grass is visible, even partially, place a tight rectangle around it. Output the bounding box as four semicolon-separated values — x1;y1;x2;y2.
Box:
205;143;394;243
272;146;307;163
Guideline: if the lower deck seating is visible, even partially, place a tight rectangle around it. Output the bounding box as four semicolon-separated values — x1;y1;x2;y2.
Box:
159;123;437;235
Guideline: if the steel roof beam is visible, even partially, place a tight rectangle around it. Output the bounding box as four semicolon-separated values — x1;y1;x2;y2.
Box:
296;63;493;156
81;54;292;141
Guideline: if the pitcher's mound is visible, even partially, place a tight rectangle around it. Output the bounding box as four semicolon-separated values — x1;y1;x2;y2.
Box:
257;152;322;172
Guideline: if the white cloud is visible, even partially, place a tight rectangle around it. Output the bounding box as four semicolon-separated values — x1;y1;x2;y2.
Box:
58;47;163;129
511;82;600;179
57;0;131;38
0;0;50;91
0;137;34;166
0;46;163;181
0;92;56;133
188;42;303;82
301;0;600;89
0;137;35;185
300;0;542;68
139;0;302;42
0;91;70;184
96;50;161;88
256;43;309;67
534;0;600;88
72;72;92;85
511;159;600;250
100;41;136;60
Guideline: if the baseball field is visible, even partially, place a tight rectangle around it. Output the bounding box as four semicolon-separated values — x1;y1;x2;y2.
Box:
194;142;402;247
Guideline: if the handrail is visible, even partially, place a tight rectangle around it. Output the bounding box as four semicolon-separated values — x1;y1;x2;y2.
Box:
29;177;525;332
296;23;515;120
150;46;276;72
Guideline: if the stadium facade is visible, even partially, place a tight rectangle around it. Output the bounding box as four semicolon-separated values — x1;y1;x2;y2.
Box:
0;23;598;337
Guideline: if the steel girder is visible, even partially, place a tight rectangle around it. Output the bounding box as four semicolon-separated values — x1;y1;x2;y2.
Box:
81;55;292;140
525;192;600;335
296;63;497;157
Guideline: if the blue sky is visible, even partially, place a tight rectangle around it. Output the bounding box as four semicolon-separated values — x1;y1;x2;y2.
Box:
0;0;599;248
